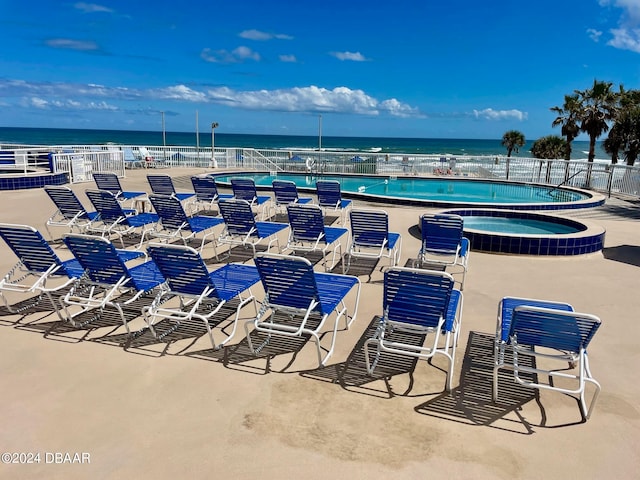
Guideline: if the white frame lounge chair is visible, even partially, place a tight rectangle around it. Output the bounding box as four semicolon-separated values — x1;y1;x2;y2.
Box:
315;180;352;225
285;203;348;272
364;267;463;391
245;253;361;367
493;296;602;420
143;243;261;348
346;208;402;273
415;213;469;290
216;199;288;260
61;234;164;333
0;223;143;322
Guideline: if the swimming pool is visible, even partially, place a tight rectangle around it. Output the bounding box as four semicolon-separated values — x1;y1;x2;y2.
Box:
212;172;604;210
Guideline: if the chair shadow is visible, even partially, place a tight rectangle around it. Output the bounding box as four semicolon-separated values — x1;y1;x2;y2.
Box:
207;244;272;264
0;292;66;326
413;331;586;432
185;310;317;375
602;244;640;268
341;256;382;281
15;307;128;343
301;316;432;399
410;331;539;434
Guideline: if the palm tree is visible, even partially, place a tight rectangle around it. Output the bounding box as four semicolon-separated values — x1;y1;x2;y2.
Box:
575;79;618;163
550;94;581;161
603;125;623;164
501;130;526;157
621;107;640;166
531;135;567;159
607;86;640;165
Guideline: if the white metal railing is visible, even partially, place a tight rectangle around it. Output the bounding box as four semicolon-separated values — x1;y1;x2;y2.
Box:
1;142;639;198
0;147;54;174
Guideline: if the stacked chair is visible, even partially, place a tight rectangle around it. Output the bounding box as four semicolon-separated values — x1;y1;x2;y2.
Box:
493;296;602;421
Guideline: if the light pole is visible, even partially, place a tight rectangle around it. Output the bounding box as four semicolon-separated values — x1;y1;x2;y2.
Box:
161;111;166;160
211;122;219;168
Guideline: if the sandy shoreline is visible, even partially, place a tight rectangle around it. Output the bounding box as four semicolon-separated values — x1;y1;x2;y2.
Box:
0;167;638;479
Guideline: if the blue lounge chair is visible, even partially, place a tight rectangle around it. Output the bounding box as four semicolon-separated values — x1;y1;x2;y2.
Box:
346;208;402;272
285;203;348;272
216;199;288;259
246;253;361;366
492;296;601;420
0;223;143;321
230;178;272;220
92;172;146;207
143;243;261;348
415;213;469;290
123;147;145;169
147;174;195;202
44;186;100;239
147;194;224;252
85;189;159;248
61;234;164;333
364;268;463;391
271;180;313;216
189;176;234;213
315;180;352;225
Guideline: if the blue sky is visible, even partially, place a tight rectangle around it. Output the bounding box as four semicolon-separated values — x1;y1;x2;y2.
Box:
1;0;639;140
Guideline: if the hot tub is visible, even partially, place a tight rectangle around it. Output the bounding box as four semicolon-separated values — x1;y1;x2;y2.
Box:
443;209;605;255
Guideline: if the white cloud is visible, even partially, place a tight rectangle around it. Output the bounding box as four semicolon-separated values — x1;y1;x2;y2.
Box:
204;85;418;116
598;0;640;52
154;85;208;102
279;54;297;63
330;51;369;61
380;99;422;118
30;97;49;109
45;38;99;51
27;96;118;110
201;46;260;63
587;28;603;42
608;27;640;51
73;2;113;13
1;79;421;118
239;29;293;41
472;108;528;121
599;0;640;22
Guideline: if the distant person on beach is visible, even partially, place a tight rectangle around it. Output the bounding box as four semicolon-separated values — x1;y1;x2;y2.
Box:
402;156;409;173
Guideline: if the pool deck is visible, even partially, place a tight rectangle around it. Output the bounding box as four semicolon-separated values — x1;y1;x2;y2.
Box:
0;167;639;479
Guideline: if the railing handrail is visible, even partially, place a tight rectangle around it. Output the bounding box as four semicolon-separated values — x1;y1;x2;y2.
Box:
548;169;587;195
3;142;637;199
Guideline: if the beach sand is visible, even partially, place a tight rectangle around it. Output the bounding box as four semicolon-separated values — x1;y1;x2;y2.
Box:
0;167;638;479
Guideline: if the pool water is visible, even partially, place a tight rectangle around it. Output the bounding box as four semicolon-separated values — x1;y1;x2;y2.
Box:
213;172;591;206
463;217;581;234
442;209;604;255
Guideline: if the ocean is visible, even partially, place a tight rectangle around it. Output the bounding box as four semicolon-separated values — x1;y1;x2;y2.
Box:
0;126;610;160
